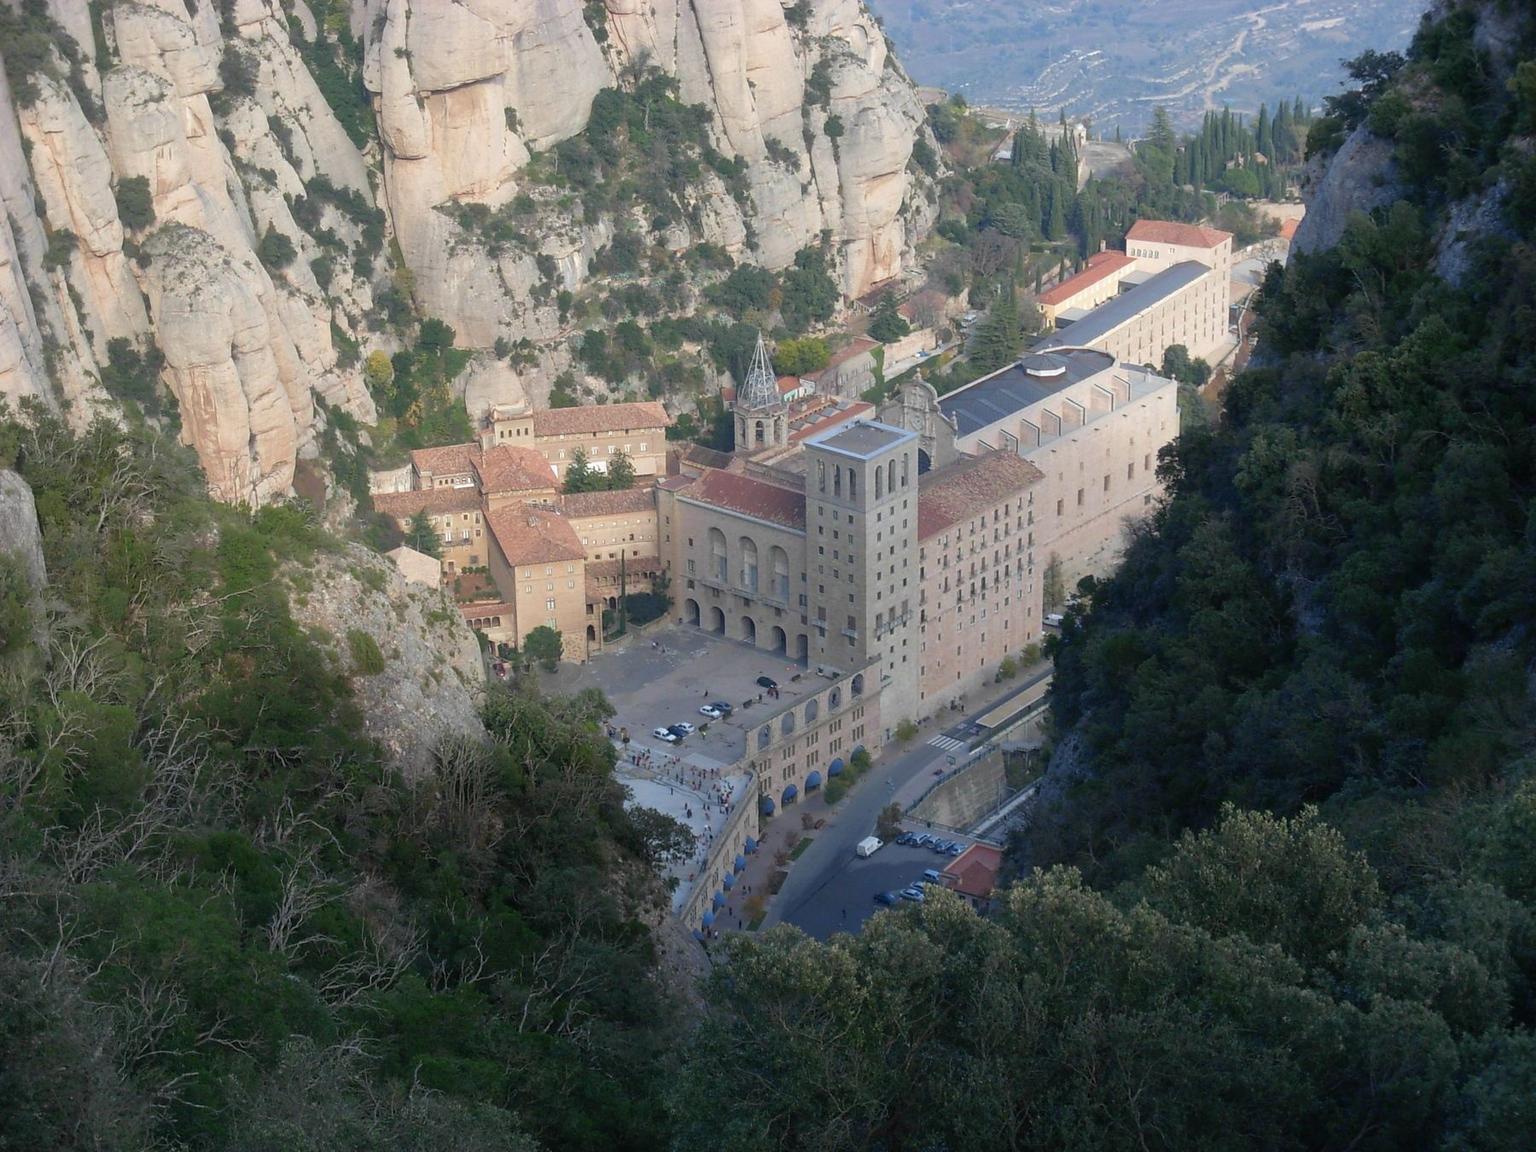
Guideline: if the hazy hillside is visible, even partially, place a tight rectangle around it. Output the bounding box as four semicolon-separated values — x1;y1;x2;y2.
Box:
867;0;1421;130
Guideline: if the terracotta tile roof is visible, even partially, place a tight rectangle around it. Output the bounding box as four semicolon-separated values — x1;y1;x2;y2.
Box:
789;399;874;444
945;844;1003;900
558;488;656;518
410;442;479;478
818;336;878;373
461;602;516;620
531;401;671;437
681;469;806;531
1036;251;1136;306
474;444;558;493
918;451;1044;541
682;443;735;472
585;557;664;581
372;487;481;519
1126;219;1233;250
657;474;698;492
485;505;586;568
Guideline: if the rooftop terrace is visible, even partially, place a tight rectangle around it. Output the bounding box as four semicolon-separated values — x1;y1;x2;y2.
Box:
938;348;1115;437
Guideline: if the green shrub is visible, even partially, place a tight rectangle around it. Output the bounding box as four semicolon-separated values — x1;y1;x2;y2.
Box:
113;177;155;231
258;225;298;271
347;628;385;675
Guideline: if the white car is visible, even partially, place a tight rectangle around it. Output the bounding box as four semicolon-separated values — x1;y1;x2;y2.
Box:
672;721;697;735
652;727;679;744
699;704;723;718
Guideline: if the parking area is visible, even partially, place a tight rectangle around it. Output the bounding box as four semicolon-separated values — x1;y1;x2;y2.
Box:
783;834;978;940
551;624;820;765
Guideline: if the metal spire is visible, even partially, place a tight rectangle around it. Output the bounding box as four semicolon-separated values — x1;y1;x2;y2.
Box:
740;330;782;410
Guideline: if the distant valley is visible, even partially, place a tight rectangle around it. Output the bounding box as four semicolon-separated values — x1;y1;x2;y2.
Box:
867;0;1422;132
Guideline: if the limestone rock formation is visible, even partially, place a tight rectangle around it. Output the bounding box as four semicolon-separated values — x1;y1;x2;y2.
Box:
367;0;936;343
1292;123;1402;256
1;0;932;506
0;469;47;593
283;544;487;775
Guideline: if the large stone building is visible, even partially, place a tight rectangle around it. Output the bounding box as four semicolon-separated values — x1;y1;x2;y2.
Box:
486;400;671;481
1035;220;1234;363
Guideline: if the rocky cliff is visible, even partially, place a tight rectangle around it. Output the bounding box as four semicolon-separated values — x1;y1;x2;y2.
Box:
0;0;936;505
283;542;487;774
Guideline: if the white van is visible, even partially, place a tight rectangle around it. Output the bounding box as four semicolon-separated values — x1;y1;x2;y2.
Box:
855;836;884;858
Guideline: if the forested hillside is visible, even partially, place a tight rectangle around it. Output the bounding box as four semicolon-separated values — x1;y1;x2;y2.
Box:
0;410;691;1150
671;2;1536;1147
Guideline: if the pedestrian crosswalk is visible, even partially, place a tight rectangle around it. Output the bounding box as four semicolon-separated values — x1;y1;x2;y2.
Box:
928;734;966;751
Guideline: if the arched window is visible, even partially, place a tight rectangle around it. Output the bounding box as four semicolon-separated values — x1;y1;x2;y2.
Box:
848;471;857;499
818;460;826;492
875;466;883;498
829;686;842;710
781;711;796;737
755;419;765;445
902;454;909;487
739;537;758;592
770;546;790;600
709;528;727;581
834;467;842;497
805;698;819;723
888;459;896;495
852;673;865;697
758;726;771;751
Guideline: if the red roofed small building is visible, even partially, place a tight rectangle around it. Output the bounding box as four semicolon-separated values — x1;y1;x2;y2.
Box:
1035;251;1137;327
484;504;592;659
488;400;671;481
943;843;1004;911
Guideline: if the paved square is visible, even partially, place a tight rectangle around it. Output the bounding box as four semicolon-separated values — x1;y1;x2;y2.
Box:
551;625;821;766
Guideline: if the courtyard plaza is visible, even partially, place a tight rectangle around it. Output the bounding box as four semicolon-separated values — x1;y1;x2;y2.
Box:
621;766;751;915
549;624;829;769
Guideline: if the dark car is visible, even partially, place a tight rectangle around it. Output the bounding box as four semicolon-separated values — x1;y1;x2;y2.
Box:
666;724;691;740
756;675;778;690
709;701;734;717
873;891;900;906
896;832;916;846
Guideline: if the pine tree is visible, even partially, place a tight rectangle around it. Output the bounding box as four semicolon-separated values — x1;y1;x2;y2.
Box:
407;510;443;559
1046;183;1067;240
564;447;596;493
971;287;1021;373
606;449;636;491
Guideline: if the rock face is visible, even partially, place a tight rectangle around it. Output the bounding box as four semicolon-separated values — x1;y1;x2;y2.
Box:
366;0;936;344
284;544;486;776
1292;123;1402;256
0;469;47;592
0;0;933;504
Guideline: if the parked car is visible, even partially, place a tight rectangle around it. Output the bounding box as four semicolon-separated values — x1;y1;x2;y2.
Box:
900;886;925;901
896;832;917;846
671;721;697;735
756;675;778;690
667;725;692;741
706;701;733;717
946;843;965;857
873;891;900;906
855;836;884;858
913;834;932;847
652;727;679;743
699;704;721;718
922;868;944;884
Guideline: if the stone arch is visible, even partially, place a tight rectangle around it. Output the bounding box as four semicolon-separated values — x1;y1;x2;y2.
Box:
707;605;725;633
781;711;796;737
852;672;865;697
804;697;818;723
586;624;596;643
829;686;841;710
770;625;787;654
758;725;771;751
741;615;757;645
684;598;700;625
796;633;809;661
917;448;932;475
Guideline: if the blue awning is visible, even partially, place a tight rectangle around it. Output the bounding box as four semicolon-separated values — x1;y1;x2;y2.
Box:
723;873;735;891
828;757;845;776
745;836;759;853
782;784;798;803
701;911;715;927
759;795;775;816
691;928;706;940
712;891;726;909
734;854;747;872
852;745;866;757
805;770;822;790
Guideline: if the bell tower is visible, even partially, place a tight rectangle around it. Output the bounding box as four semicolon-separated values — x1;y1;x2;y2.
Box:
734;332;788;451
